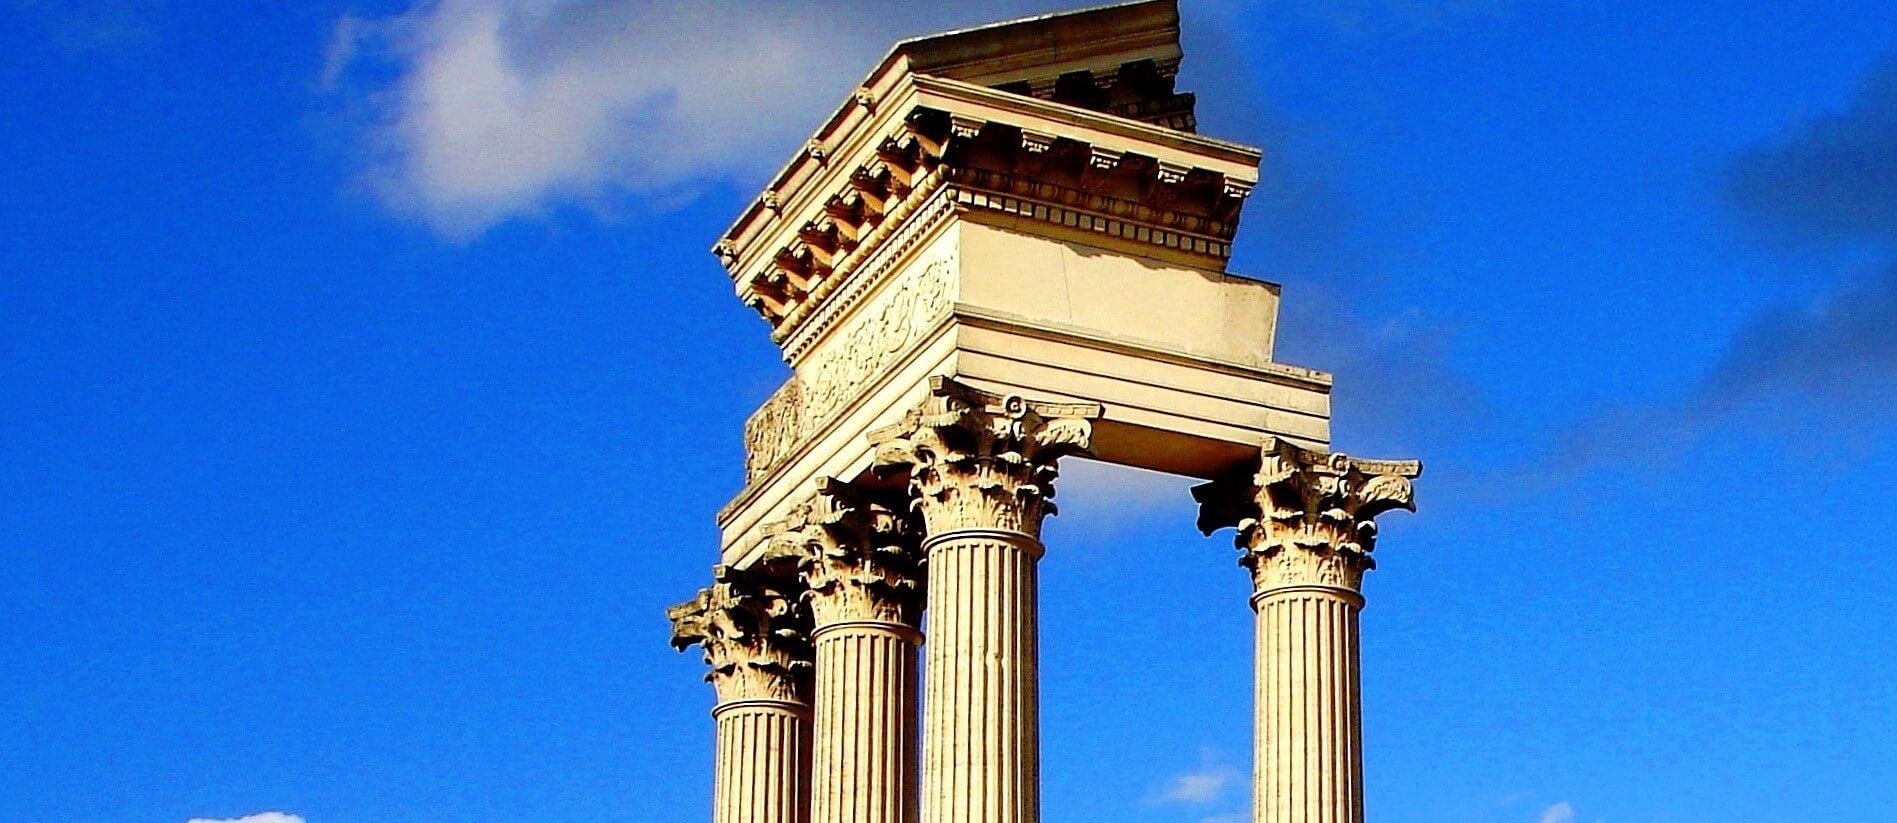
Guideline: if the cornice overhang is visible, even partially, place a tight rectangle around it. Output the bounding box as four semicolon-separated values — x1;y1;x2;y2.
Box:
711;1;1249;354
714;1;1188;245
894;0;1184;88
715;70;1261;349
706;2;1339;565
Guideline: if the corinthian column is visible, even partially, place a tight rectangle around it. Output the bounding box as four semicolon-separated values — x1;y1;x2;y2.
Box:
870;377;1100;823
766;479;926;823
669;566;814;823
1193;438;1420;823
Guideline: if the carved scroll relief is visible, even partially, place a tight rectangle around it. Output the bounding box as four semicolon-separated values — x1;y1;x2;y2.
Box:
743;248;957;482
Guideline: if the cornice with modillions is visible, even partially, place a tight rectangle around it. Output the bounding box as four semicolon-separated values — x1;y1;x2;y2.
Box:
714;85;1260;346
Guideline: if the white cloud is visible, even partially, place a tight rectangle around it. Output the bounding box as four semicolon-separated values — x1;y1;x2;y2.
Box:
321;0;1508;239
1157;761;1240;805
187;814;307;823
323;0;1072;238
1538;802;1576;823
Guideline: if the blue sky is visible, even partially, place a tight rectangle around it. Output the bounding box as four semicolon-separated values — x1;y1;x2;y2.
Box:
4;2;1896;823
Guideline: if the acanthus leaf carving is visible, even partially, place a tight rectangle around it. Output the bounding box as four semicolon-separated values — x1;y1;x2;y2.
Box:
667;564;813;704
741;250;956;482
1192;437;1421;594
870;377;1102;538
763;478;925;629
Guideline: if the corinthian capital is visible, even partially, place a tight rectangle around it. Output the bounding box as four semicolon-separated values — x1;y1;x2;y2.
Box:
668;565;813;705
764;478;924;630
870;376;1102;538
1193;438;1421;594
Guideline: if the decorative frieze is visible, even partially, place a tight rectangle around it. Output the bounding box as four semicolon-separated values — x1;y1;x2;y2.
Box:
668;565;814;705
742;248;957;482
1193;438;1421;593
871;377;1101;538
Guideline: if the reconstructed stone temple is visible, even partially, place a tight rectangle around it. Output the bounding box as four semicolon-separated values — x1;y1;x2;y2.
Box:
666;4;1420;823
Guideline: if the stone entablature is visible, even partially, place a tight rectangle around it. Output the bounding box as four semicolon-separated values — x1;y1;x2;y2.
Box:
739;238;956;483
717;55;1259;347
674;7;1425;823
716;216;1339;559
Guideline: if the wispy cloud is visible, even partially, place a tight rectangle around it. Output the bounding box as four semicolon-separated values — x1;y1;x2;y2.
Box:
1538;801;1576;823
1049;458;1196;534
1275;285;1485;458
321;0;1079;238
187;814;307;823
1722;60;1897;248
1152;752;1241;806
1702;57;1897;411
1164;764;1239;803
321;0;1524;239
1548;55;1897;470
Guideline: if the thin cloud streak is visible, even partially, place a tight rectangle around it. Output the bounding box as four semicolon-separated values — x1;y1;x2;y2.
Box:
1703;56;1897;410
186;814;307;823
322;0;1080;238
1151;752;1242;806
1050;458;1197;536
1547;54;1897;472
1161;763;1239;803
322;0;1528;239
1538;802;1576;823
1275;285;1485;459
1721;60;1897;248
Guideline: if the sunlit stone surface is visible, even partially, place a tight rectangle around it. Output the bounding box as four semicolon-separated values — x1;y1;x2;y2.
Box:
668;4;1419;823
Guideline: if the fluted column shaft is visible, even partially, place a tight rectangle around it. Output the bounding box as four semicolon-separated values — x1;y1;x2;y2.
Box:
1253;586;1364;823
811;622;921;823
766;479;926;823
670;568;816;823
870;377;1100;823
1193;439;1420;823
714;699;813;823
920;529;1042;823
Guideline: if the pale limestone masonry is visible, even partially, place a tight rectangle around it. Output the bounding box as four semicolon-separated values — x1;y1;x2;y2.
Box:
871;378;1100;823
1195;439;1421;823
766;480;925;823
668;4;1419;823
669;568;814;823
